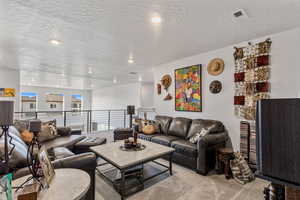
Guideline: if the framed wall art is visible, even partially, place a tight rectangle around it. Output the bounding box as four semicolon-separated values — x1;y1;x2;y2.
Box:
175;64;202;112
0;88;16;97
39;146;55;187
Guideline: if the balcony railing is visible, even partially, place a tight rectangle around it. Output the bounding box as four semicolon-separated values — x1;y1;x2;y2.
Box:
14;108;156;133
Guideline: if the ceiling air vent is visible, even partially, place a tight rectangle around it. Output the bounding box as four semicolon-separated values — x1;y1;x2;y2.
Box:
232;9;249;21
129;72;138;75
234;10;243;18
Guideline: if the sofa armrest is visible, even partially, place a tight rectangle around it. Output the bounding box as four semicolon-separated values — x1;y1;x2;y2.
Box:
71;129;82;135
13;153;96;179
52;152;96;170
198;131;228;147
196;131;228;175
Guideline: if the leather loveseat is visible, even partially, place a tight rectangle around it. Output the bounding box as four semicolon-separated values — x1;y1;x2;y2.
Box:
0;126;97;200
138;115;228;175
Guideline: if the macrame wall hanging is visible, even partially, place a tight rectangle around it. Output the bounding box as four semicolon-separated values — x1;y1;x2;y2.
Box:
234;38;272;120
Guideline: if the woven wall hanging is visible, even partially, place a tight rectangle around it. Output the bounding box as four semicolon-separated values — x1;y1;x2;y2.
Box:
234;38;272;120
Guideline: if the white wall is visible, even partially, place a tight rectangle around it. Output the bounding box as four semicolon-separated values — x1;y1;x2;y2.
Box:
153;27;300;151
140;83;154;108
21;86;92;111
0;68;20;112
92;83;141;110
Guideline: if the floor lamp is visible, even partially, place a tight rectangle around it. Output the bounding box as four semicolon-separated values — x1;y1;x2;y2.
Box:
16;120;43;191
27;120;42;179
0;101;15;174
127;105;135;128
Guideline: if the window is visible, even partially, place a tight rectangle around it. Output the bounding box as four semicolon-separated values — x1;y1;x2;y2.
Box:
21;92;37;112
50;104;57;109
29;103;36;109
46;93;64;111
71;94;82;111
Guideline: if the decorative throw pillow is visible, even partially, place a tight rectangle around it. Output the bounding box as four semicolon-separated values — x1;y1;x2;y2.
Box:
14;120;33;144
142;125;156;135
189;128;210;144
134;118;144;132
21;130;34;144
38;120;58;143
136;119;160;134
56;127;71;136
230;152;255;185
149;120;160;133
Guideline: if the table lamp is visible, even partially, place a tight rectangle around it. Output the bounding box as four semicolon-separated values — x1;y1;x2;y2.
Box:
0;101;15;174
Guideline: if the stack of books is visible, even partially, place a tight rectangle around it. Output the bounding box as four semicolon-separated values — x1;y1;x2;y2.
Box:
249;121;257;167
240;121;250;161
240;121;257;169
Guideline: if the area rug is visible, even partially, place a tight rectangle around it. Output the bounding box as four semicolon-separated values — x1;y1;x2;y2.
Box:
95;159;267;200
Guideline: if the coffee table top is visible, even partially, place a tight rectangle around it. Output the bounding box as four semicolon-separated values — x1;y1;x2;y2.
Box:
90;140;175;169
13;169;90;200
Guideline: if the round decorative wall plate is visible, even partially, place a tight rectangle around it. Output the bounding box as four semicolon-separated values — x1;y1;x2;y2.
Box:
209;80;222;94
207;58;224;76
161;74;172;90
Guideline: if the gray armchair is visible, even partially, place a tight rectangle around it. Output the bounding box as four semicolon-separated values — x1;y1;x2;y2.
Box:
1;126;97;200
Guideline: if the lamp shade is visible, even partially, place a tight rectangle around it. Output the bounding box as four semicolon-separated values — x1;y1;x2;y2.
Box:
127;105;135;115
29;120;42;133
0;101;14;126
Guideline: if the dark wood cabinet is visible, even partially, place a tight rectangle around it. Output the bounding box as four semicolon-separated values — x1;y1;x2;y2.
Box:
257;99;300;186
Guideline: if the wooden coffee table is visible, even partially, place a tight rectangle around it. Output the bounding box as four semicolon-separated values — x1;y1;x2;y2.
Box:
90;140;175;199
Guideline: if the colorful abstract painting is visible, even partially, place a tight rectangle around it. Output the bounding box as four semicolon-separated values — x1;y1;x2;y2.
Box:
175;65;202;112
0;88;16;97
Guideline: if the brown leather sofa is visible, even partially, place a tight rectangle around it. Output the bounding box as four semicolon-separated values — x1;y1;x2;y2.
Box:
0;126;97;200
138;115;229;175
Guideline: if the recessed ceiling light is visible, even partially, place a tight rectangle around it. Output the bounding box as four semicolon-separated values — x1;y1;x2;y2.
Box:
50;39;62;46
151;16;162;24
138;76;142;82
128;59;134;64
113;78;117;83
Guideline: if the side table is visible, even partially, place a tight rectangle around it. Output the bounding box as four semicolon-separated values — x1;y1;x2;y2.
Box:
216;148;235;179
13;168;90;200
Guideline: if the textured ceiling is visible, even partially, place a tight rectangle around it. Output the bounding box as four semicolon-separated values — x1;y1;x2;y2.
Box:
1;0;300;89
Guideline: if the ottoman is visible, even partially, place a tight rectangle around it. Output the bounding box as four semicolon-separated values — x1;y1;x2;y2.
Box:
113;128;133;142
74;137;107;154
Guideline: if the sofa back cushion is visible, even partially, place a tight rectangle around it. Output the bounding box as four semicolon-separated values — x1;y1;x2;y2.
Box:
155;115;173;135
187;119;225;139
168;117;192;139
38;120;58;142
14;120;29;134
